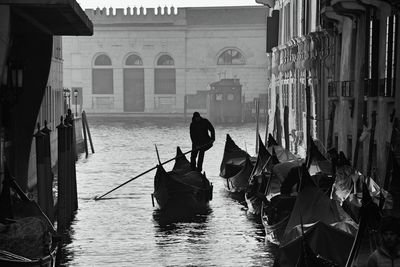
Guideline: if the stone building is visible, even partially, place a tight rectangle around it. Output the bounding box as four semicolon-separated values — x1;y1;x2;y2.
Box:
63;6;269;115
263;0;399;183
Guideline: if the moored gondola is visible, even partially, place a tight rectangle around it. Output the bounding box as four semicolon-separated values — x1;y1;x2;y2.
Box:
261;137;329;245
267;134;298;162
277;166;358;267
0;173;58;267
245;135;271;216
152;147;213;217
261;160;302;245
219;134;254;197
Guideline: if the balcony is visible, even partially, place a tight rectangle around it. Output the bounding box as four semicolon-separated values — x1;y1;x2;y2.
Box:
379;78;396;98
341;81;354;97
328;81;340;98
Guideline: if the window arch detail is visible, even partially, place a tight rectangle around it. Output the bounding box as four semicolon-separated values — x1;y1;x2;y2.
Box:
125;54;143;66
94;54;112;66
217;49;245;65
157;55;174;66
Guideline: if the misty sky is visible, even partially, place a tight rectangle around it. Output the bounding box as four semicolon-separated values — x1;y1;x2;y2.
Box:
76;0;260;9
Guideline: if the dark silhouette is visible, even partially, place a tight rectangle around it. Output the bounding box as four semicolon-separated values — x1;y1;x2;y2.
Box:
190;112;215;172
367;216;400;266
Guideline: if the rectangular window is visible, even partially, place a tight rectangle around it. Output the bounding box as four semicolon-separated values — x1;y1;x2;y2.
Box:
155;69;176;94
92;69;113;94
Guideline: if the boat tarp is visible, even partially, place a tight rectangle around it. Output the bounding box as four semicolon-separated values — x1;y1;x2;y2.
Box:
343;175;392;219
220;134;249;178
268;161;303;197
268;145;298;162
307;139;333;176
0;216;51;259
279;221;356;267
249;137;270;180
280;184;357;266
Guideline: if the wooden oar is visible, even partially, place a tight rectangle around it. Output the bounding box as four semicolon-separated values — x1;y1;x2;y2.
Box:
94;142;213;200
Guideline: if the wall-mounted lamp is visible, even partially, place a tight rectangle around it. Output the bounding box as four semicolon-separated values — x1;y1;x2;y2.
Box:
63;88;71;113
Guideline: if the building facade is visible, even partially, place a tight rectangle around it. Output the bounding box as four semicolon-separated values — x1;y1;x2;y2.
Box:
63;6;270;115
26;36;66;189
0;1;92;193
264;0;399;183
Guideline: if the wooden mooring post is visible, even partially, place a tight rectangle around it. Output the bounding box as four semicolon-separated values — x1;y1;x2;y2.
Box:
57;117;68;232
64;116;73;222
41;120;54;222
65;112;78;211
82;111;94;156
34;123;49;219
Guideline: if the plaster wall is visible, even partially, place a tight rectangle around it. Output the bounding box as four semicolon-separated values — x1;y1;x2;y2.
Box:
63;6;269;114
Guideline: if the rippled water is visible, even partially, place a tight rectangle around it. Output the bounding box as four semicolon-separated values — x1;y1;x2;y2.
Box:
59;118;277;266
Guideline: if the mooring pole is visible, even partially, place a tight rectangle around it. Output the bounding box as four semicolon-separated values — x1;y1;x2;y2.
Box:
34;123;48;217
57;117;67;232
64;116;72;223
83;111;95;154
41;120;54;222
65;113;78;211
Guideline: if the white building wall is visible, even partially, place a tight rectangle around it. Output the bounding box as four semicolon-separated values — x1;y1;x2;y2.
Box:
63;6;268;114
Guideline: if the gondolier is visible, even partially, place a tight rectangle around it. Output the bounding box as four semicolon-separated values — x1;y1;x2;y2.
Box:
190;112;215;172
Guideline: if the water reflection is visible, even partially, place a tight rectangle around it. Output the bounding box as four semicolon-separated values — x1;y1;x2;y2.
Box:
152;207;212;226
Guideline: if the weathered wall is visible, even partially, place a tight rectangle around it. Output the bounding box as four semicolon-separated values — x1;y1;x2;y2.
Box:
63;6;269;114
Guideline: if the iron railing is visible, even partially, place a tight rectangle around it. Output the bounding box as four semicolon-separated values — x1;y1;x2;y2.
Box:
341;80;354;97
379;78;396;97
328;81;339;97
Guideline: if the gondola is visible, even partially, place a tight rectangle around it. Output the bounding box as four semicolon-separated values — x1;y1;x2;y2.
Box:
0;244;58;267
266;134;298;162
152;147;213;216
219;134;254;196
245;135;271;216
261;160;302;245
0;172;58;267
261;137;330;245
277;166;358;267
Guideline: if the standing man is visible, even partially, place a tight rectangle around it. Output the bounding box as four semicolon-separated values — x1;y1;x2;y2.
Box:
190;112;215;172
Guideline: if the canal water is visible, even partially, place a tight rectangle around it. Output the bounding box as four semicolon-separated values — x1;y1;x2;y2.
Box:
59;118;277;266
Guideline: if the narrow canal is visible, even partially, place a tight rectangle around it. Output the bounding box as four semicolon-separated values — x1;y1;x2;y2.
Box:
59;118;277;266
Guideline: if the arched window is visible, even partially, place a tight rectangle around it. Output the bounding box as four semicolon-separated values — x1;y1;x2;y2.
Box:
94;54;112;66
92;54;113;94
125;54;143;66
217;49;245;65
155;54;175;94
157;55;174;66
